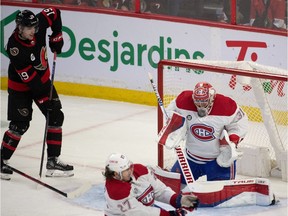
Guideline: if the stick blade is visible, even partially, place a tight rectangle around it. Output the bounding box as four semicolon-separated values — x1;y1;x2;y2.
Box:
66;182;92;199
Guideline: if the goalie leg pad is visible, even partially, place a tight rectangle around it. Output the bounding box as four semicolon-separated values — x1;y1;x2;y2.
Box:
149;165;181;193
191;178;275;207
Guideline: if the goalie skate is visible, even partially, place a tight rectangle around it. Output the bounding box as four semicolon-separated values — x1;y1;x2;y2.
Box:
46;157;74;177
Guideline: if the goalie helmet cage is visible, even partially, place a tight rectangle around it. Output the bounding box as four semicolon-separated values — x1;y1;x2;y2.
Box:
157;59;287;181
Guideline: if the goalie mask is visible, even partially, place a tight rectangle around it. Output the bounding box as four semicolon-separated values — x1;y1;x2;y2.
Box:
192;82;216;117
106;153;133;173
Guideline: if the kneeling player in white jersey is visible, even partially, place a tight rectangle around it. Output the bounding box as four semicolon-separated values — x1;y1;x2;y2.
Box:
164;82;249;183
103;153;199;216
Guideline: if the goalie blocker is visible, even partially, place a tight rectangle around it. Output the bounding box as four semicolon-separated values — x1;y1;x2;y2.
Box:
150;166;276;207
158;112;187;149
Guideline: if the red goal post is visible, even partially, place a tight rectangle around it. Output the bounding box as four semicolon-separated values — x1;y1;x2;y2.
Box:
157;59;288;180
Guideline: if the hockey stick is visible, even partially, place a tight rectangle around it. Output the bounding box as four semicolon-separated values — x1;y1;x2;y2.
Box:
148;72;196;191
7;165;91;199
10;164;67;197
39;52;57;178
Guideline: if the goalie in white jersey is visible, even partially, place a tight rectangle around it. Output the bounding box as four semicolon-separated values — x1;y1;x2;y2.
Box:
104;153;199;215
162;82;248;183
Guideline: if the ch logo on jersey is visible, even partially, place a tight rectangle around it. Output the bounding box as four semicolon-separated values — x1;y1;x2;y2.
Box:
136;186;155;206
190;124;215;141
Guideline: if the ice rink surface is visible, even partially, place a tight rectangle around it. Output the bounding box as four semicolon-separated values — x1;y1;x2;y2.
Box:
1;90;287;216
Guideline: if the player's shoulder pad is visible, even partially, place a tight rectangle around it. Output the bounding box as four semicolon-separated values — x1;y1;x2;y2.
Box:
133;164;149;180
211;94;237;116
105;178;132;200
6;33;20;57
6;33;29;65
175;90;197;111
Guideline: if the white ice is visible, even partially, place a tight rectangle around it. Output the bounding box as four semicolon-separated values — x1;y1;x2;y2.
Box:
1;90;287;216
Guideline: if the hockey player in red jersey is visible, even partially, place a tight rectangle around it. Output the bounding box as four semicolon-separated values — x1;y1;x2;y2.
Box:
160;82;248;183
1;8;73;179
104;153;199;215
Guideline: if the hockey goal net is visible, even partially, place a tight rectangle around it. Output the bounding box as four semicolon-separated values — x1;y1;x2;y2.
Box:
157;59;287;181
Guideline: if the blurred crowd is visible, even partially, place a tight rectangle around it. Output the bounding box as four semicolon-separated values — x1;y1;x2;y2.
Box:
7;0;288;31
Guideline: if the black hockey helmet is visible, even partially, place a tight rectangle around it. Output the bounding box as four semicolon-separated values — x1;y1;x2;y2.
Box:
16;10;39;28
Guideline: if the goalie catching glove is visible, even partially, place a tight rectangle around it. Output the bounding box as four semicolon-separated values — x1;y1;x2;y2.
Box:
216;130;243;167
158;112;187;149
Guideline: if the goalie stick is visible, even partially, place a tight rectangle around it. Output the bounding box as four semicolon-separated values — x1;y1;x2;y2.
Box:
7;165;91;199
148;72;196;191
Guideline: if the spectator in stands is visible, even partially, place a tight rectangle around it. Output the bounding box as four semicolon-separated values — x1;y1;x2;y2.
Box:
223;0;251;25
195;0;228;22
237;0;252;25
250;0;287;30
127;0;167;14
100;0;129;10
145;0;167;14
167;0;184;16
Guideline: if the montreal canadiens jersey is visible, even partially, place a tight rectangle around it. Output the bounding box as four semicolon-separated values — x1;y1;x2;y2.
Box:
104;164;177;216
167;90;248;162
6;7;62;99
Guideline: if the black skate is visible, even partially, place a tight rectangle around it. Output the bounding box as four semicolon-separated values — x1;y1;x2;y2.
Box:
46;157;74;177
1;159;13;180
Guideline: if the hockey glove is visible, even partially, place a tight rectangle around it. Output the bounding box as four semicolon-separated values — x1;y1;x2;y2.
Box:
49;32;63;54
37;96;53;112
175;192;199;210
169;208;188;216
216;145;233;167
37;97;61;113
216;130;243;167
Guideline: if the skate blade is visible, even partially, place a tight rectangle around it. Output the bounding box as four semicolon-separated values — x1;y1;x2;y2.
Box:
1;173;11;181
45;170;74;178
